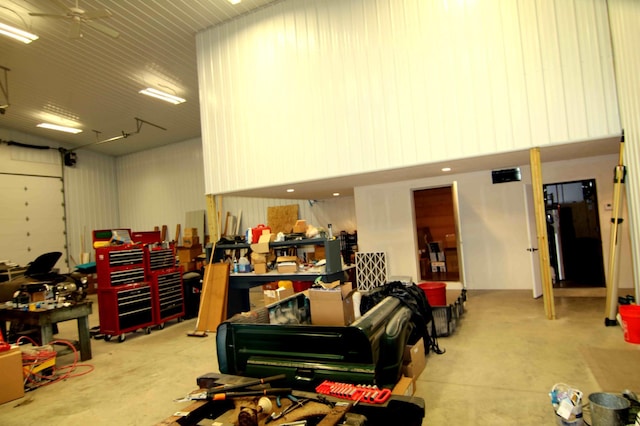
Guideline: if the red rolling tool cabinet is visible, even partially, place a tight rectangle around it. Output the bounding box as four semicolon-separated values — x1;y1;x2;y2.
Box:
96;245;155;342
146;247;185;328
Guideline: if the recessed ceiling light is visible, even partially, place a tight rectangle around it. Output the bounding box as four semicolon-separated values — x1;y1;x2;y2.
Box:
286;188;294;193
333;192;340;197
37;123;82;134
441;167;452;172
139;88;186;105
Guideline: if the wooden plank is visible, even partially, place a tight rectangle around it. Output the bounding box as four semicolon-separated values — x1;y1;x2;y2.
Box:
530;148;556;320
196;262;229;332
206;194;220;244
175;224;181;245
161;225;168;242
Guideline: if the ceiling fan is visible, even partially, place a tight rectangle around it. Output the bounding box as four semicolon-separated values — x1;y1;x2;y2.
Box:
29;0;120;39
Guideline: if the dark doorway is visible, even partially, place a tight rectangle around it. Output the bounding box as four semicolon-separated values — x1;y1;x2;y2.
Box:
544;179;605;288
413;187;460;282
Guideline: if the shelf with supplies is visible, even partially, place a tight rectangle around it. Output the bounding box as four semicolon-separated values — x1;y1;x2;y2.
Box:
213;238;353;316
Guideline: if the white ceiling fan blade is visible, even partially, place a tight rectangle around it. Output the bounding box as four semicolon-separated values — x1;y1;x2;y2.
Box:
83;9;112;20
69;20;82;39
28;13;68;18
85;20;120;38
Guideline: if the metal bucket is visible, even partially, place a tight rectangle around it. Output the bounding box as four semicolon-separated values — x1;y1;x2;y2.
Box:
588;393;630;426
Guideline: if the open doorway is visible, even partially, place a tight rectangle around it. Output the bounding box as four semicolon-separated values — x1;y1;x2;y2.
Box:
544;179;605;288
413;186;460;282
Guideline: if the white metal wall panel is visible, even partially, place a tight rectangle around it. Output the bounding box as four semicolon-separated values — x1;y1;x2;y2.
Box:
220;195;356;235
197;0;620;195
63;150;119;269
355;153;632;289
608;0;640;291
115;138;206;233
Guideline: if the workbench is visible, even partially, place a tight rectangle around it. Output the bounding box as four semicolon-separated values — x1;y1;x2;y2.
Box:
0;301;93;361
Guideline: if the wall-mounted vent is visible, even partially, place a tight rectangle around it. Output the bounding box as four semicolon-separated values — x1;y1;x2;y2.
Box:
492;168;521;184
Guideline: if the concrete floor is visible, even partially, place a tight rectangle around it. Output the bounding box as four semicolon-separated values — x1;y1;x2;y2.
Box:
0;288;634;425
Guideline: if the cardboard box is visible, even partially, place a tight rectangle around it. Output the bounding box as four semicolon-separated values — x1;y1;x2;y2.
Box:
402;338;426;380
309;281;355;326
0;346;25;404
253;263;267;274
263;286;295;306
276;256;298;274
184;228;198;237
392;376;415;396
293;220;308;233
183;235;200;248
178;244;203;264
250;233;271;254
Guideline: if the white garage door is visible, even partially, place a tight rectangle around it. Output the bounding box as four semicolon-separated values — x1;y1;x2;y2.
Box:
0;174;67;272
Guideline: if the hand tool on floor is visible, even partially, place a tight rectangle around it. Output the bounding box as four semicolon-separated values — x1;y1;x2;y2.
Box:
210;388;292;400
265;398;310;424
207;374;287;396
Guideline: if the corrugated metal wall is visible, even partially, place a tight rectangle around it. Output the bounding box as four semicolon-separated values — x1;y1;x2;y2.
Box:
608;0;640;292
221;195;356;235
197;0;620;195
63;149;119;267
115;138;206;233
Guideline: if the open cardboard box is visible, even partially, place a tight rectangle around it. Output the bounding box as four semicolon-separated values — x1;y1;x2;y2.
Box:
402;337;426;381
308;281;355;326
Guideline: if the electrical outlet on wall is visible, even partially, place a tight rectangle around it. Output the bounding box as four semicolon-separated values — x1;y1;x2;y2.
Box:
605;202;613;211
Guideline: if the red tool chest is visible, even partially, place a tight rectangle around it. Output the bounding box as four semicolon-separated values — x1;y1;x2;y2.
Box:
95;240;185;342
146;247;184;328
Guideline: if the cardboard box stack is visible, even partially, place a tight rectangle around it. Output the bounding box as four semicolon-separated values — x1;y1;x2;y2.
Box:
250;231;271;274
183;228;199;248
276;256;298;274
308;281;355;326
178;230;202;272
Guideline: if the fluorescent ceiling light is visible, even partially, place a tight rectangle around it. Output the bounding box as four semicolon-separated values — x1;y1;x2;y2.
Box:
0;22;38;44
37;123;82;134
228;0;242;4
286;188;295;193
139;88;186;105
333;192;340;197
441;167;452;172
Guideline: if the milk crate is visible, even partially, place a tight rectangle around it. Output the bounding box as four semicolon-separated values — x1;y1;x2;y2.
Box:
431;305;456;337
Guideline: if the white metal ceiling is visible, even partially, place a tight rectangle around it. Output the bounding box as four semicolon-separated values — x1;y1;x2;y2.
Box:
0;0;278;156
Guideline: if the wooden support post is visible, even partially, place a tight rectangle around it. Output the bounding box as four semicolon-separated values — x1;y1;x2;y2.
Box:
605;134;626;323
206;194;220;246
529;148;556;320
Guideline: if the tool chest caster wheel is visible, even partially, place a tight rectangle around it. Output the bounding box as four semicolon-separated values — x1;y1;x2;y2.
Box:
158;322;165;330
118;334;126;343
104;335;112;342
144;327;151;335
